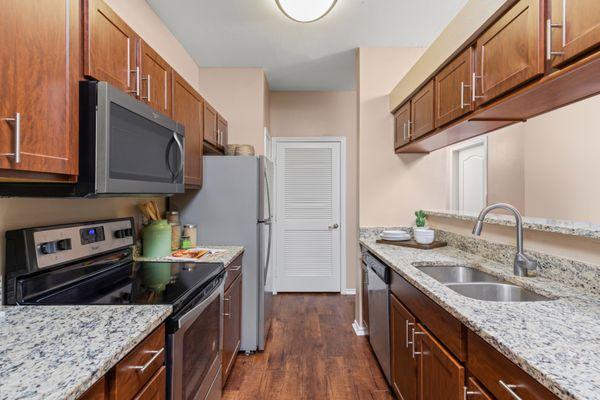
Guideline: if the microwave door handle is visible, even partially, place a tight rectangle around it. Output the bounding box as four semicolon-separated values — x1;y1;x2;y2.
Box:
165;139;177;178
173;132;184;180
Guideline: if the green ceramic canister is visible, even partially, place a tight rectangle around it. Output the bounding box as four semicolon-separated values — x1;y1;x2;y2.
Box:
143;220;172;258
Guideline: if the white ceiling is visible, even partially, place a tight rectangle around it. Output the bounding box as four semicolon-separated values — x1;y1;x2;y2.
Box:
146;0;469;91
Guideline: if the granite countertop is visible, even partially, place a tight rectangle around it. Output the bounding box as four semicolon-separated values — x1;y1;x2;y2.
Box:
0;304;171;400
360;230;600;400
134;245;244;267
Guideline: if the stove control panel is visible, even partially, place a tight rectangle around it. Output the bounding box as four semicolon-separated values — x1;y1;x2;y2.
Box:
29;218;135;270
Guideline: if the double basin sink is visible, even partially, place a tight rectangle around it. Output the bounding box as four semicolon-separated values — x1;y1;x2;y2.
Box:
416;265;553;302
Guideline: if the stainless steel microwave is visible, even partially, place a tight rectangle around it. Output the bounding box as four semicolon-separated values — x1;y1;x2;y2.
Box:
0;81;185;197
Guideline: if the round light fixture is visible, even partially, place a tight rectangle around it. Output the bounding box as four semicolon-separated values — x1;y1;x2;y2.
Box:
276;0;337;23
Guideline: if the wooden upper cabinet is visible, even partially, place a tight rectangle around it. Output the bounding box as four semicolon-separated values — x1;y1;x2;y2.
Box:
172;71;203;188
139;40;172;117
435;47;474;127
0;0;79;179
410;80;435;139
416;323;465;400
84;0;137;94
474;0;544;105
203;102;218;146
394;102;411;149
550;0;600;67
217;115;228;149
390;294;418;400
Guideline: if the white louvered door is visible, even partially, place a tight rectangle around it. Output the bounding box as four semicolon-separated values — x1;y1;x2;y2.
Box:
275;141;342;292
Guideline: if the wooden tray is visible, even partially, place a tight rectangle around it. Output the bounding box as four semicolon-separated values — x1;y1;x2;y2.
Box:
376;239;447;250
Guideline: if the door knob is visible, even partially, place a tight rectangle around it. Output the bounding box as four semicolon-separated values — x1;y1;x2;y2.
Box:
329;223;339;230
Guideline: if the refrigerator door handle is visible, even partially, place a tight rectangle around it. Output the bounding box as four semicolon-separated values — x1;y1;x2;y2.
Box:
264;166;273;221
264;220;273;286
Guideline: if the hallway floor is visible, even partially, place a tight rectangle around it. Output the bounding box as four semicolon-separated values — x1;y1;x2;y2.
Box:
223;293;394;400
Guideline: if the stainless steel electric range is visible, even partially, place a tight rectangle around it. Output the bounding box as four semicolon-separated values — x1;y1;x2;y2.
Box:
3;218;225;400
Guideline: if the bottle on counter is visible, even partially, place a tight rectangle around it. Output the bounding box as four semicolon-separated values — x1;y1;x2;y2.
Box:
183;224;197;247
180;235;192;250
142;220;172;258
166;211;181;251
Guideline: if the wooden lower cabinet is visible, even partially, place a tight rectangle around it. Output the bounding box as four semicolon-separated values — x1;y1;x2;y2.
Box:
466;376;494;399
77;324;166;400
550;0;600;68
416;323;464;400
390;294;417;400
222;269;243;385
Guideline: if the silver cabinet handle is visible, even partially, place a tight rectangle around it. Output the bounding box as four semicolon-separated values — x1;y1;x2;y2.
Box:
402;122;407;141
328;223;339;230
1;112;21;163
164;70;168;111
405;320;414;348
229;265;242;272
407;120;412;139
460;81;471;109
223;297;231;317
129;347;164;373
472;72;484;102
411;328;426;358
463;387;479;399
546;17;565;61
128;66;140;97
142;74;151;102
498;380;523;400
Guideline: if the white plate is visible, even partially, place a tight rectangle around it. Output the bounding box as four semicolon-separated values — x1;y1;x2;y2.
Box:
382;230;408;236
381;235;410;242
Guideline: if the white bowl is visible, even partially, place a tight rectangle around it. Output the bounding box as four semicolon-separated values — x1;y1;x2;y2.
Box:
414;229;435;245
415;235;435;245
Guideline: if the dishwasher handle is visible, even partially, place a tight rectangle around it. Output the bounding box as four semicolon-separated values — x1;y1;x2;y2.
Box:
363;251;390;284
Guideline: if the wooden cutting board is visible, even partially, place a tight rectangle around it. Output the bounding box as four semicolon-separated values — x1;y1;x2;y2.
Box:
376;239;447;250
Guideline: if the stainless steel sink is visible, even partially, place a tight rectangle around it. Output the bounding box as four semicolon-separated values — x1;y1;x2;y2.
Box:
445;282;552;302
416;265;502;283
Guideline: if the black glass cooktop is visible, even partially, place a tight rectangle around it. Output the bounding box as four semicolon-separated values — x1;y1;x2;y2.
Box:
18;251;224;313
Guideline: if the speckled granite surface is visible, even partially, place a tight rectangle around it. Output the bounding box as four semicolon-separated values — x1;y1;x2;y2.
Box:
134;245;244;267
360;228;600;400
425;209;600;240
0;305;171;400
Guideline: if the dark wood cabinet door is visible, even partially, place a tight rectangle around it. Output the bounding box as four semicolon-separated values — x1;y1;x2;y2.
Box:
133;366;166;400
203;102;218;146
222;273;242;385
78;376;108;400
173;71;203;188
0;0;79;178
435;47;474;127
394;102;411;149
217;115;228;148
390;294;418;400
139;40;172;117
475;0;544;105
84;0;137;94
410;80;435;139
466;376;493;400
416;323;464;400
550;0;600;67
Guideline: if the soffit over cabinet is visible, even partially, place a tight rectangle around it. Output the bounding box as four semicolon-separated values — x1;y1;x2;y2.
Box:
391;0;600;154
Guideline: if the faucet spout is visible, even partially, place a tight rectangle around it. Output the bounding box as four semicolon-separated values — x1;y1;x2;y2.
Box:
471;203;536;277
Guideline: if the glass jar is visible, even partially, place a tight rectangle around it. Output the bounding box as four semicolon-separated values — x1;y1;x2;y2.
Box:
180;235;192;250
183;224;197;247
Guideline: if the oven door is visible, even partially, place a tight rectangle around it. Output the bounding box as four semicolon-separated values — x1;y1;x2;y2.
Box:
95;81;185;195
168;275;224;400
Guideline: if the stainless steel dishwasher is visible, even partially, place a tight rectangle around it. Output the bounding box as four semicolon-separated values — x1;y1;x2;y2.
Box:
364;251;391;384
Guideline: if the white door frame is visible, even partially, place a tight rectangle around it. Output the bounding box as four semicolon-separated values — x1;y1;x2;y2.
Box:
446;136;488;211
272;136;348;294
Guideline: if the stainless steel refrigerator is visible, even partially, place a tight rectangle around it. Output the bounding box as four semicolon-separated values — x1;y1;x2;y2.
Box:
171;156;274;352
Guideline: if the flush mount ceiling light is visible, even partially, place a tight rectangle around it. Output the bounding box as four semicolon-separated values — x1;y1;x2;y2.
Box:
276;0;337;23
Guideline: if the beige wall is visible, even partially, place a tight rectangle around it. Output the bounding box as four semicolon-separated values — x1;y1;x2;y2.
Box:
270;91;359;290
358;47;448;228
198;68;268;155
106;0;200;90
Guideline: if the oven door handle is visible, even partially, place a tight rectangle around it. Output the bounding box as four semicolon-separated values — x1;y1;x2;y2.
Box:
175;275;225;330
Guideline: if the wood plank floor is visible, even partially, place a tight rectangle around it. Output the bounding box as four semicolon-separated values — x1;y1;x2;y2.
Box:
223;293;395;400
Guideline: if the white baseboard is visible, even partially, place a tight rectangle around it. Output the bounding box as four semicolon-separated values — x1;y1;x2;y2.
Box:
341;288;356;295
352;320;368;336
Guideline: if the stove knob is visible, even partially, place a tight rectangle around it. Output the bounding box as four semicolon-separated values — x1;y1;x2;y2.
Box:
40;242;58;255
57;239;72;251
125;228;133;237
115;229;126;239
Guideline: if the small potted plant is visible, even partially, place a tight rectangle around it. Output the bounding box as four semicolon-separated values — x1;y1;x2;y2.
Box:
414;210;435;244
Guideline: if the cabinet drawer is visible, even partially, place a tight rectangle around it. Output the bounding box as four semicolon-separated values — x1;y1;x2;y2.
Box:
467;331;558;400
113;324;165;400
133;366;166;400
224;254;243;291
390;271;466;360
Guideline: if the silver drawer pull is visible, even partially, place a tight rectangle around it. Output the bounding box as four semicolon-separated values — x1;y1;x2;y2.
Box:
1;112;21;163
499;380;523;400
229;265;242;272
411;328;426;358
463;386;479;399
130;347;164;373
405;320;414;348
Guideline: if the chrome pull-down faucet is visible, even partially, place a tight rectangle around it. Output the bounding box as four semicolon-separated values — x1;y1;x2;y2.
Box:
472;203;537;277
